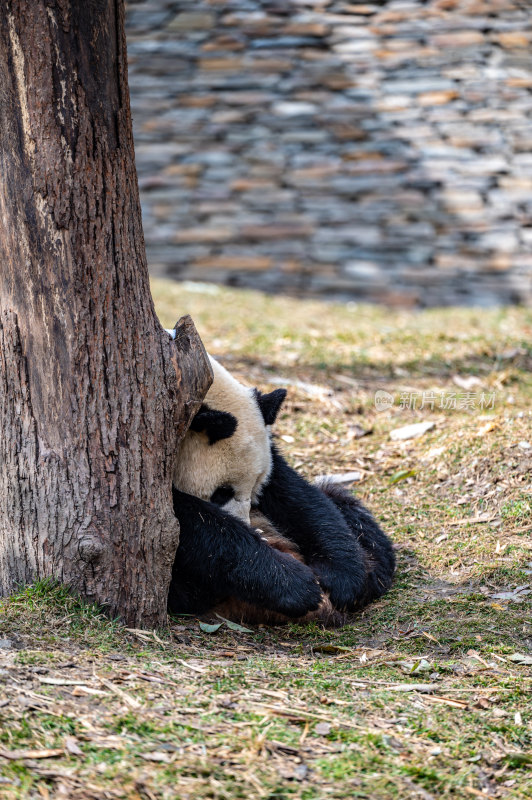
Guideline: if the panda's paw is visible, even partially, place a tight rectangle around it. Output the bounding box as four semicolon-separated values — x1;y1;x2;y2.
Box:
267;553;323;617
310;559;366;612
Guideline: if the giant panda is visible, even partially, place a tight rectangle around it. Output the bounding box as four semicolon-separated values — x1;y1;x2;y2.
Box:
169;354;395;624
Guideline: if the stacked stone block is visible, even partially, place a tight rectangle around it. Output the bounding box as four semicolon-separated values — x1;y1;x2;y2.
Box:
126;0;532;306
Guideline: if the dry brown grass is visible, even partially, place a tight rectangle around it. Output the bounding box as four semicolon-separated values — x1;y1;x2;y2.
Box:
0;280;530;799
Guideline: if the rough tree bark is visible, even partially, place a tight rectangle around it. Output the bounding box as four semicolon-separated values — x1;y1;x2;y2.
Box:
0;1;212;625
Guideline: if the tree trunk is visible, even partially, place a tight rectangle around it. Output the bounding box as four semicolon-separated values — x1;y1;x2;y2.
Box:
0;1;211;626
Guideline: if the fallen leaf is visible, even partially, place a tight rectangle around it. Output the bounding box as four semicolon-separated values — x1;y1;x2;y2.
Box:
448;514;497;527
386;683;440;693
151;630;168;647
176;659;206;674
278;762;308;780
99;679;141;709
71;686;108;697
313;644;353;654
315;471;362;484
293;764;308;781
124;628;154;642
389;468;417;485
423;446;446;461
141;751;172;763
350;424;372;439
215;615;253;633
504;753;532;767
0;748;64;760
390;421;435;441
422;695;468;709
493;708;508;718
399;659;431;675
64;737;83;756
199;622;222;634
499;348;527;360
314;722;331;735
411;659;432;675
508;653;532;665
490;586;530;603
477;420;499;436
453;375;482;390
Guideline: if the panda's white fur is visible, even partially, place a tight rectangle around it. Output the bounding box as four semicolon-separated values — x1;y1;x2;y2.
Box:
173;356;272;524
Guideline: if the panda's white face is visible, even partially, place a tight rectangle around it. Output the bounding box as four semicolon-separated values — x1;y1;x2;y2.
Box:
173;357;286;524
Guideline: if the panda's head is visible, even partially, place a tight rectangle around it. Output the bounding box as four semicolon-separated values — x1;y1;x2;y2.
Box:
173;356;286;524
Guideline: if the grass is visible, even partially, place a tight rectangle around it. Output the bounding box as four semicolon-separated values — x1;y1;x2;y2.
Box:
0;278;530;799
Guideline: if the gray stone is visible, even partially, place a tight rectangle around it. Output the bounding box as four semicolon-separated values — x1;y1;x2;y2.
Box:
167;12;215;32
383;78;457;95
280;130;329;143
125;0;532;308
520;229;532;246
313;227;381;246
333;39;378;53
126;9;173;31
477;231;520;253
272;101;318;116
344;261;381;278
251;37;324;49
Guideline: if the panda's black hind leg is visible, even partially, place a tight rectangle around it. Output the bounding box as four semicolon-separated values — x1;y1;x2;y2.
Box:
256;444;369;611
170;488;323;618
317;481;396;607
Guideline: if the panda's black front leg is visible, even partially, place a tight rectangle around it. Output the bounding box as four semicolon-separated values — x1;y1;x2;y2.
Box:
318;481;395;607
256;445;368;611
170;488;322;618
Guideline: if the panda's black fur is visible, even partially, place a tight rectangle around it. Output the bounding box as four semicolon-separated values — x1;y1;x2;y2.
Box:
256;444;395;613
169;487;323;619
169;375;395;623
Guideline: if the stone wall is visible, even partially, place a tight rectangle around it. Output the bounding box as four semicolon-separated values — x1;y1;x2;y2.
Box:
126;0;532;306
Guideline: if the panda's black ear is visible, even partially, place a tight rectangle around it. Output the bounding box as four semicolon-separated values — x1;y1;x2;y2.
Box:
255;388;287;426
189;405;238;445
